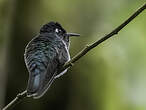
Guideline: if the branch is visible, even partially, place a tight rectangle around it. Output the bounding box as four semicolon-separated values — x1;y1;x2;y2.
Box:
2;91;27;110
62;3;146;70
2;3;146;110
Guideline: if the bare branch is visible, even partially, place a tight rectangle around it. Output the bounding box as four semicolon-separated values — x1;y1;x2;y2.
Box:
2;91;27;110
62;3;146;70
2;3;146;110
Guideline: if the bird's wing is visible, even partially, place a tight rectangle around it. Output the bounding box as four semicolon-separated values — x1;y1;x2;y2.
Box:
24;34;60;98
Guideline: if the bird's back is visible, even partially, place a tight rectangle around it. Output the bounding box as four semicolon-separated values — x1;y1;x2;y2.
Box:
24;33;69;98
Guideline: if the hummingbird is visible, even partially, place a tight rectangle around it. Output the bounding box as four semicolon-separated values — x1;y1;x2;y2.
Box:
24;21;80;99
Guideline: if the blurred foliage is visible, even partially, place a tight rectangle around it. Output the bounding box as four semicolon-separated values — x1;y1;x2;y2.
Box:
0;0;146;110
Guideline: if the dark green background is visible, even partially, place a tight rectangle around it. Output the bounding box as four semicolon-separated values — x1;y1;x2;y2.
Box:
0;0;146;110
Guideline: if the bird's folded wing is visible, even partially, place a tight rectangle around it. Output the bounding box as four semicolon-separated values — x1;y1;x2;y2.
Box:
24;36;59;98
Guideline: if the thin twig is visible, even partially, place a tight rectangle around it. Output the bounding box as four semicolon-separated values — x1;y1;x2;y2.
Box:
2;3;146;110
2;91;27;110
61;3;146;70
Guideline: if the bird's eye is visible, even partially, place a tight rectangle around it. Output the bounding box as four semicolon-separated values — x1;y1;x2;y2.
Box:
55;28;59;33
55;28;62;33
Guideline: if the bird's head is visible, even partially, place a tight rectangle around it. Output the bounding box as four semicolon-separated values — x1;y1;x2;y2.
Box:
40;21;80;42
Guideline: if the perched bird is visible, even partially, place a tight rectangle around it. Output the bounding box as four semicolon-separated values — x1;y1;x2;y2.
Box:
24;21;80;99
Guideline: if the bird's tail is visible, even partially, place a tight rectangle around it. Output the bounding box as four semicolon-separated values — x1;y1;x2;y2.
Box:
27;68;57;99
27;68;42;97
33;73;56;99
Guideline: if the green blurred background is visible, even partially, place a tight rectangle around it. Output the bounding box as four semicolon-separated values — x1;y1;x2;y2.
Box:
0;0;146;110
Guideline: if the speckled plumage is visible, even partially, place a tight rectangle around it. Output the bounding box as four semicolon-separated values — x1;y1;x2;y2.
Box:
24;22;79;99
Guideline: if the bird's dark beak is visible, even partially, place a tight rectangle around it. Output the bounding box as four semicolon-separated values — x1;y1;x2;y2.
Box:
66;33;80;37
